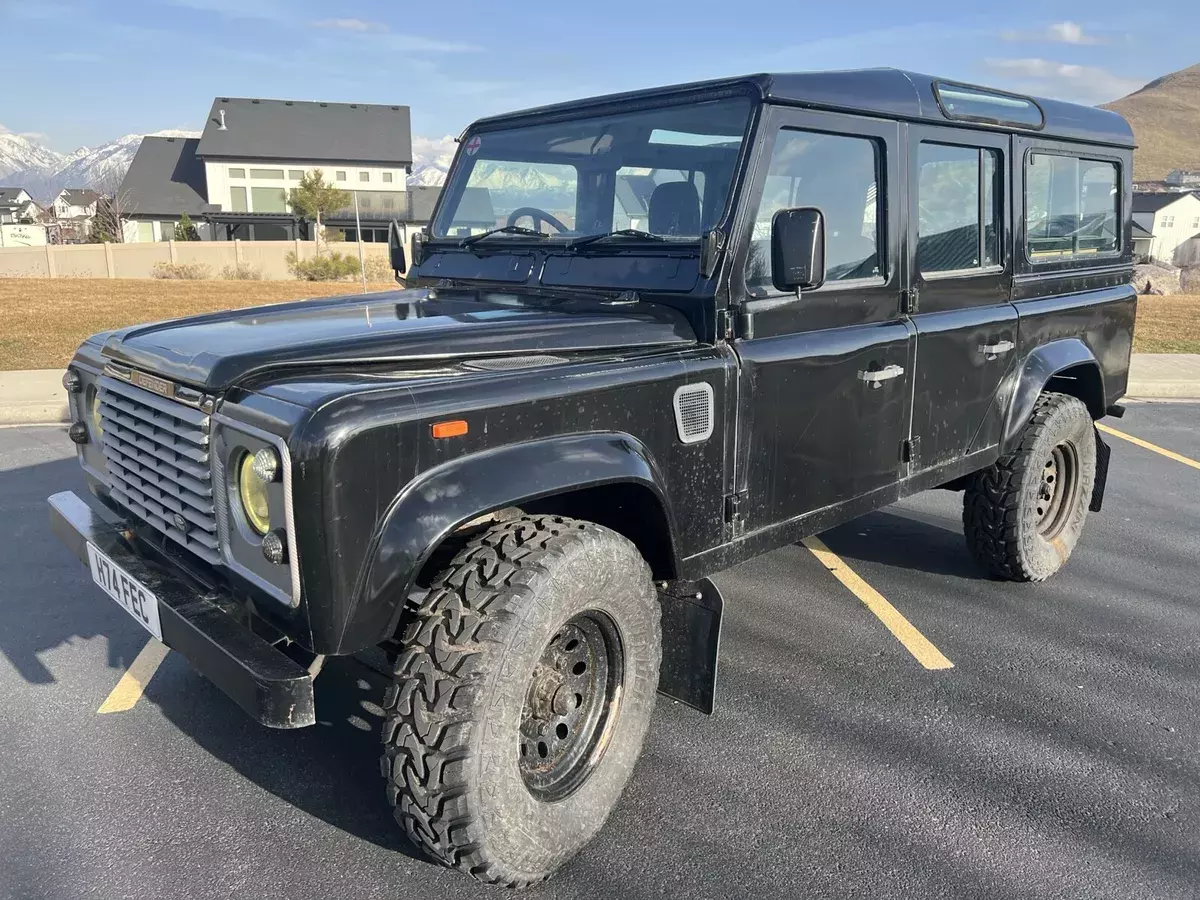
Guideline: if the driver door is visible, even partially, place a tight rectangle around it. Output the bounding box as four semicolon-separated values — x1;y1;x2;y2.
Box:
730;107;913;534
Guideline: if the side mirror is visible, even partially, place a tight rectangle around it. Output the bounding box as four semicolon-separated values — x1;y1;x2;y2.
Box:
387;220;407;277
770;207;826;293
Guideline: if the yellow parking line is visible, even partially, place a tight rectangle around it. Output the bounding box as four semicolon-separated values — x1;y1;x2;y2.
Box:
1097;423;1200;471
801;536;954;671
97;639;170;714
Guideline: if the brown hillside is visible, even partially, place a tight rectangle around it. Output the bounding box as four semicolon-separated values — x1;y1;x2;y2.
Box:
1102;63;1200;181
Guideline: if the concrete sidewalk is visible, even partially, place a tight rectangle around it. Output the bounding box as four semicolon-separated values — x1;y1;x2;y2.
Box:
0;370;70;426
2;354;1198;426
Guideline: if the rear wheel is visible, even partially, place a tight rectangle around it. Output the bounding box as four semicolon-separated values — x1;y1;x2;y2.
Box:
380;514;661;887
963;392;1096;582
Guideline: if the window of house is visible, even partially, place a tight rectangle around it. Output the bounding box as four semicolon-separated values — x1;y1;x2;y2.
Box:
251;186;287;213
383;196;396;210
1025;153;1119;259
382;172;393;183
359;171;370;182
228;167;246;179
230;186;248;213
1192;217;1200;230
335;171;347;181
250;168;285;180
917;143;1001;274
746;128;882;291
1161;215;1175;228
288;170;303;180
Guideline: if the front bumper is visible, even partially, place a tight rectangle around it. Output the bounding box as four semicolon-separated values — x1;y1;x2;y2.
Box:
48;490;315;728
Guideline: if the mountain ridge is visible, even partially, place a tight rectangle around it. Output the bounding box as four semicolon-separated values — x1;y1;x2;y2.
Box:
1102;62;1200;181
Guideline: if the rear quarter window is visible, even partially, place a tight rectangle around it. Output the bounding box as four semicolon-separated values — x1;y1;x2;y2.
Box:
1025;152;1119;261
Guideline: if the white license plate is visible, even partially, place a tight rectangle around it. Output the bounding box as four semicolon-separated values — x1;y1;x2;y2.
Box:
87;543;163;641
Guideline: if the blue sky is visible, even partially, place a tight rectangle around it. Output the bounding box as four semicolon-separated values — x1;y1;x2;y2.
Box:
0;0;1195;151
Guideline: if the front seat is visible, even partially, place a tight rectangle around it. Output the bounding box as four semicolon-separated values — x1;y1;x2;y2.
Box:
648;181;701;236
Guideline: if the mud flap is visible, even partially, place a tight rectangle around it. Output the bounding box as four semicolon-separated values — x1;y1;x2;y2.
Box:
656;577;723;715
1090;427;1110;513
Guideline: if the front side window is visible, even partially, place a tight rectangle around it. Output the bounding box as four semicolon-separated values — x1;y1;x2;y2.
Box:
1026;153;1119;259
746;129;882;291
917;143;1002;274
433;97;753;241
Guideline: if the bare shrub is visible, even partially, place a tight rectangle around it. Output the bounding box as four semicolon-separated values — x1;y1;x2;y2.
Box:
286;250;360;281
151;261;212;280
221;263;263;280
363;254;400;283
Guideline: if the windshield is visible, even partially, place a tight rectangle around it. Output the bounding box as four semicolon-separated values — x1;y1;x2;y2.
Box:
432;96;754;244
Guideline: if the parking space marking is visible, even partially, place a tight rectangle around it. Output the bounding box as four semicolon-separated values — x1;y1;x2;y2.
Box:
1097;423;1200;471
801;536;954;670
97;639;170;714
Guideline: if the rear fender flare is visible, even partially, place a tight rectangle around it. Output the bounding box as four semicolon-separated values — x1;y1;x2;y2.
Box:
352;432;678;649
1001;338;1104;451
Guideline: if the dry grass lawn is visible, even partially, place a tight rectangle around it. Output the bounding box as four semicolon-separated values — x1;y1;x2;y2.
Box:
1132;293;1200;354
0;278;398;371
1;279;1197;371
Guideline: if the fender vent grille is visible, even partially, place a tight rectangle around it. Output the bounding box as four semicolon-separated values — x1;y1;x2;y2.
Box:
673;383;714;444
462;355;567;372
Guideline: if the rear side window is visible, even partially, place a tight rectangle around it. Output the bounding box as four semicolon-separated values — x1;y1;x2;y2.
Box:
746;128;882;292
1025;153;1119;260
917;143;1002;274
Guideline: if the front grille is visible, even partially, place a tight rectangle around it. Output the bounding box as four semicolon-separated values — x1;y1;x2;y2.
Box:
97;375;220;564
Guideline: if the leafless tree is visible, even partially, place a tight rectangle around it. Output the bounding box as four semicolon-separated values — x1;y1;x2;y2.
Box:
84;167;134;243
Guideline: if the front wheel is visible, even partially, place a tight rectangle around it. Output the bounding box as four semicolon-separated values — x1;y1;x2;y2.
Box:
381;514;661;887
963;392;1097;582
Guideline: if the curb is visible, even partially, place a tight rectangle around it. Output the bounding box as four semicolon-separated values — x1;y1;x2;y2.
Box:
0;402;70;426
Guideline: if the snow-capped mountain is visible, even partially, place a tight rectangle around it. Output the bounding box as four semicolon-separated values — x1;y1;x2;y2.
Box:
408;135;456;187
1;130;199;202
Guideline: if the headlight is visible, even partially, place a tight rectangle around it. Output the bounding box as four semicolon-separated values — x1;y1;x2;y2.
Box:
87;385;103;438
237;452;271;535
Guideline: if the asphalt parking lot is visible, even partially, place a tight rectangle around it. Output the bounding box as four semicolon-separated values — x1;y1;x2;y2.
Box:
2;403;1198;900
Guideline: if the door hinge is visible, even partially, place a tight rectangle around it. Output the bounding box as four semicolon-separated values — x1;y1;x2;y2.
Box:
901;436;920;464
724;491;747;538
900;288;919;315
715;307;733;341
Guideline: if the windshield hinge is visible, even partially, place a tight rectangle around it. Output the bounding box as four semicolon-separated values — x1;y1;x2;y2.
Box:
900;287;920;315
723;491;747;539
900;436;920;465
715;308;733;342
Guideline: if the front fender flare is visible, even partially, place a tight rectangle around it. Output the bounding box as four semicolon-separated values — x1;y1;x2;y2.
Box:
1001;338;1103;451
346;432;678;651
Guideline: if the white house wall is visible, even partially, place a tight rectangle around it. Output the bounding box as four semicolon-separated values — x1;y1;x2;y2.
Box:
1145;194;1200;265
203;160;408;214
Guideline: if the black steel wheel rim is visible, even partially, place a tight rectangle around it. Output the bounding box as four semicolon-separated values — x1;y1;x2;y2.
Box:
1036;441;1080;538
518;610;625;802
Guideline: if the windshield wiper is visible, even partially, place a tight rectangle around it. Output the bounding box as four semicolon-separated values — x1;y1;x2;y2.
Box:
459;225;550;248
567;228;668;250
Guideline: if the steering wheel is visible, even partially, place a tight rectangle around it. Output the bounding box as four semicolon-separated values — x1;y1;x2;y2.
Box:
506;206;569;234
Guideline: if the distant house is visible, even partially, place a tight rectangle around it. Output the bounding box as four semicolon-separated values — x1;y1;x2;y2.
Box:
1165;170;1200;190
1131;220;1153;260
1132;191;1200;264
120;136;217;241
117;95;419;241
0;187;38;224
52;189;100;219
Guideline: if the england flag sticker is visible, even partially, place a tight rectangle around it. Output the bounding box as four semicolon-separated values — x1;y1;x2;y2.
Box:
466;135;482;156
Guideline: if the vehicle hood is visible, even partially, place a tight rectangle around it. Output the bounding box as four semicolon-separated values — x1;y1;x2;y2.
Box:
99;287;697;390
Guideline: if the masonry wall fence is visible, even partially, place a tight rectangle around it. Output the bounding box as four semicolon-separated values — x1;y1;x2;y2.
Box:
0;240;395;280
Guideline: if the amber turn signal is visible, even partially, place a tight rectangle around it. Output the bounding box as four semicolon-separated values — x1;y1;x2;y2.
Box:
431;419;468;439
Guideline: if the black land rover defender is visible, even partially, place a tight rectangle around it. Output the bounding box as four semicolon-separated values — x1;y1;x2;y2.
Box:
50;70;1136;887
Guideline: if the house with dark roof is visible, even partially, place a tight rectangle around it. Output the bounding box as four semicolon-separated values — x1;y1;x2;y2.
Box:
1132;191;1200;264
120;136;218;241
52;189;101;219
118;95;424;241
0;187;41;224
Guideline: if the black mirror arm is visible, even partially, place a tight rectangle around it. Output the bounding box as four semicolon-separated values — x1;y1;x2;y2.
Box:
734;292;803;340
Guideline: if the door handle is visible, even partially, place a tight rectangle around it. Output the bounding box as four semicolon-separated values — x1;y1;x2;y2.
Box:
978;340;1015;360
858;364;905;388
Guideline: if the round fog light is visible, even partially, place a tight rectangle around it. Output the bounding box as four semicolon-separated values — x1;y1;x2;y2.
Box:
62;370;82;393
68;422;89;444
251;447;280;483
261;529;287;565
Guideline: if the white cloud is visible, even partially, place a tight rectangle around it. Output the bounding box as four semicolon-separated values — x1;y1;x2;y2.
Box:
313;18;386;33
982;58;1143;104
1001;21;1108;45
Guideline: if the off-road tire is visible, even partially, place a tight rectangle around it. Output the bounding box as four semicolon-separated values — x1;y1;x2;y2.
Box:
381;514;661;887
963;392;1096;582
